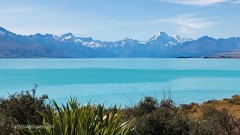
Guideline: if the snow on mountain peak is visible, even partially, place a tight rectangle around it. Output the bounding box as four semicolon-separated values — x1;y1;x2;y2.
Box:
65;36;72;40
172;35;182;42
0;27;7;32
154;32;161;37
0;26;194;49
0;27;13;36
148;31;170;42
79;37;94;43
59;33;75;41
172;34;180;38
153;31;168;39
172;35;192;43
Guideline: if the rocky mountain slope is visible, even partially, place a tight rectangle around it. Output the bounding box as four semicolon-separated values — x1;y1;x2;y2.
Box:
0;27;239;58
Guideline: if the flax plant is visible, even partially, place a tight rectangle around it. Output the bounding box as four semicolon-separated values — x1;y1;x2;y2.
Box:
28;98;133;135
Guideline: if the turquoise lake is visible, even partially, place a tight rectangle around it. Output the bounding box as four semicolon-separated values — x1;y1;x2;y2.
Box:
0;58;240;107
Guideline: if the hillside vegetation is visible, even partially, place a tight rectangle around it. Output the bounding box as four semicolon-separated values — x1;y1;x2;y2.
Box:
1;88;240;135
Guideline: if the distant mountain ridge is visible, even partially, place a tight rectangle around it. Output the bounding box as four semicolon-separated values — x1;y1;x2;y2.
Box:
0;27;240;58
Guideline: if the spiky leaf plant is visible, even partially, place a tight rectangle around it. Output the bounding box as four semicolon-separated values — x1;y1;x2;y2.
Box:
28;98;133;135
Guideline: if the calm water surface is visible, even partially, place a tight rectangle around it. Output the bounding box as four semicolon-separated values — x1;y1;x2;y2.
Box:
0;58;240;107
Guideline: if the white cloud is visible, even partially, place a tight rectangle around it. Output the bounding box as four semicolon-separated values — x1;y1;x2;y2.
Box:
160;0;240;6
161;14;215;34
106;13;216;36
232;0;240;3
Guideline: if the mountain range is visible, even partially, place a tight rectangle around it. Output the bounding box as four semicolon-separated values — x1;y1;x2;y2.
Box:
0;27;240;58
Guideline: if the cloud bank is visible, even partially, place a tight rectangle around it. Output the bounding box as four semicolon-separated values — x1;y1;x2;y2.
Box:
160;0;240;6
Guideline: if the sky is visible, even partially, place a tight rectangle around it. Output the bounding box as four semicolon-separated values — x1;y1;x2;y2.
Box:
0;0;240;41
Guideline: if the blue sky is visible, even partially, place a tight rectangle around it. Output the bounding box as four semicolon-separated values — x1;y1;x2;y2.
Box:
0;0;240;41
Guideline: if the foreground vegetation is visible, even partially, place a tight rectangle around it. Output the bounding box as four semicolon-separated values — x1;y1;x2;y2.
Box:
1;87;240;135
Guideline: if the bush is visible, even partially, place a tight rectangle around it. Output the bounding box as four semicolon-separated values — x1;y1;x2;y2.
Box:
123;97;190;135
121;96;158;124
0;113;19;135
28;98;134;135
134;98;190;135
228;95;240;105
190;106;240;135
203;99;216;104
179;103;198;113
0;85;51;134
0;85;51;125
138;96;158;115
2;88;240;135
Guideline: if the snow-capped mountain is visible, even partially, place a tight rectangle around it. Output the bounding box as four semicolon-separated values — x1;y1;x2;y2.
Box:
1;26;240;58
0;27;7;35
59;33;75;41
113;38;145;47
59;33;94;43
147;32;184;46
0;27;19;39
57;33;146;48
58;33;101;48
0;27;12;35
57;31;190;48
172;35;192;43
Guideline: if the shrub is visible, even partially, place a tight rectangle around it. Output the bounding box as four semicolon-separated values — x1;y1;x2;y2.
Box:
2;88;240;135
136;99;189;135
29;98;134;135
0;85;51;125
190;106;240;135
138;96;158;115
228;95;240;105
0;113;19;135
0;85;51;134
121;96;158;124
179;103;198;113
123;97;190;135
203;99;216;104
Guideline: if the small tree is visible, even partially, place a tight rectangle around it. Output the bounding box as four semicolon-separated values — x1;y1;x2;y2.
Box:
138;96;158;115
0;85;51;134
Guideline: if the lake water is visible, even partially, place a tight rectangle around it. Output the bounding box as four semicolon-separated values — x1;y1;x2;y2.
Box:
0;58;240;107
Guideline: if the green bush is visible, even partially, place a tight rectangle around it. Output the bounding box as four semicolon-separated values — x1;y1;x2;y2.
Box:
29;98;134;135
133;98;190;135
0;113;19;135
0;85;51;134
2;87;240;135
0;85;51;125
138;96;158;115
190;106;240;135
180;103;198;113
228;95;240;105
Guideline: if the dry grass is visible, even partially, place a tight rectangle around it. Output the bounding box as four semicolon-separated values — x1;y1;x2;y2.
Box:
181;95;240;118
